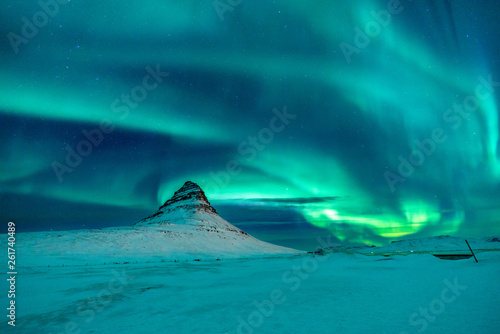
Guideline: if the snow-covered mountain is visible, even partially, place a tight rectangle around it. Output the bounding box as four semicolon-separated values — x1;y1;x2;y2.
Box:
16;181;301;266
136;181;247;231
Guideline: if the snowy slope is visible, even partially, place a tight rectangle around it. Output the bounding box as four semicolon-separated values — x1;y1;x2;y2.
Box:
326;235;500;255
373;235;500;254
15;181;301;266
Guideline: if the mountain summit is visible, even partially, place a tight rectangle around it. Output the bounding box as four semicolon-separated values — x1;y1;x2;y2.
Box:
161;181;216;214
136;181;240;232
137;181;218;225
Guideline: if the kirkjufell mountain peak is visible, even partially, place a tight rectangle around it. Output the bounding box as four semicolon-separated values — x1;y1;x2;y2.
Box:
161;181;212;210
128;181;300;257
137;181;219;225
17;181;301;267
132;180;296;253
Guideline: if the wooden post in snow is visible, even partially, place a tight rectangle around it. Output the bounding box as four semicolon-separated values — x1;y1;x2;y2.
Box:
465;239;478;263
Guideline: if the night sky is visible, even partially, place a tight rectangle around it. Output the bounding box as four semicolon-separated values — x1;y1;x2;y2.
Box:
1;0;499;250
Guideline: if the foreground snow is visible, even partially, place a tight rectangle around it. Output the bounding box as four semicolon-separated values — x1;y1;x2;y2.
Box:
4;249;500;333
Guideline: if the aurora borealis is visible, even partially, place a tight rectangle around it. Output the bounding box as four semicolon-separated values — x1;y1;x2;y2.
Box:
1;0;499;249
